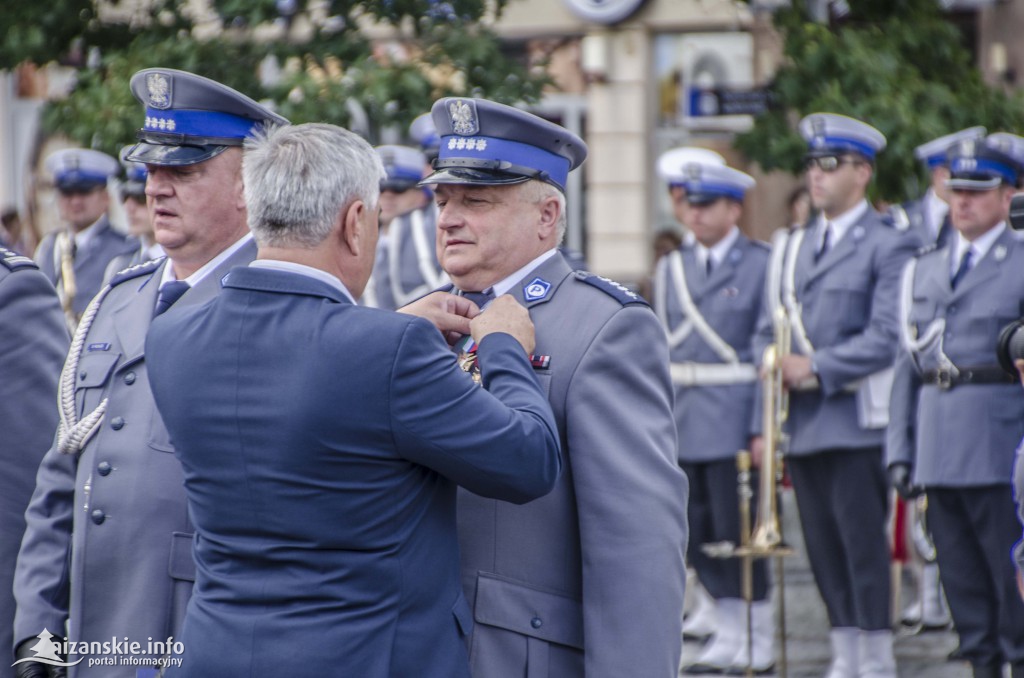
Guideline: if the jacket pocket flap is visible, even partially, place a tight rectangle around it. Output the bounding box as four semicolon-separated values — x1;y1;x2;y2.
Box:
75;352;120;389
168;531;196;582
473;574;583;649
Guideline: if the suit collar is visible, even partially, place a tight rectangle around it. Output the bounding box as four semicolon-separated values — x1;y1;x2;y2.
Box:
686;233;751;301
949;226;1016;301
802;208;878;286
222;263;352;305
506;252;574;308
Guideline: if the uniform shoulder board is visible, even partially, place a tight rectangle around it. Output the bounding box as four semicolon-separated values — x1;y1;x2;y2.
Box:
108;257;164;287
0;247;38;271
915;242;941;257
749;239;771;252
573;271;649;306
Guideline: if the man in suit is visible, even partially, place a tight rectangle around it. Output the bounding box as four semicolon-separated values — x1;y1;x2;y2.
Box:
891;127;986;251
751;113;920;678
13;68;287;677
421;97;689;678
653;159;774;674
35;148;137;330
363;144;446;310
144;122;560;678
887;138;1024;678
0;249;68;678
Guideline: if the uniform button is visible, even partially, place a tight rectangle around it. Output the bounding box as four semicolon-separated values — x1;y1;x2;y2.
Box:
530;617;543;629
97;461;112;476
80;371;87;381
948;305;957;314
90;510;106;525
110;417;125;430
123;372;136;385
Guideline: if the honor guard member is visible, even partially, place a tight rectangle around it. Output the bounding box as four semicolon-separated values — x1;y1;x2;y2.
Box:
13;68;287;677
36;148;137;330
422;98;688;678
890;126;986;249
144;122;560;678
751;113;920;678
103;152;164;282
887;138;1024;678
363;144;446;310
654;145;726;642
0;250;68;678
652;160;775;675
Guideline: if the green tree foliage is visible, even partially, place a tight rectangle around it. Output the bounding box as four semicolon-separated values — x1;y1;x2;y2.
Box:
736;0;1024;201
7;0;547;155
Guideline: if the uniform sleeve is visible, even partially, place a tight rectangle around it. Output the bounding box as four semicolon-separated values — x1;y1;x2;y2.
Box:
813;231;919;395
3;270;73;650
885;343;921;470
567;305;688;678
388;318;561;504
748;270;776;438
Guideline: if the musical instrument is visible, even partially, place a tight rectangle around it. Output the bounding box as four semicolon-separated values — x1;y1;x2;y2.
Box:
57;230;80;332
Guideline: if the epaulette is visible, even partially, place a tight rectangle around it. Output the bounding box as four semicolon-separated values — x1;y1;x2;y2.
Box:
0;247;38;271
750;239;771;252
573;270;649;306
915;242;941;258
108;257;164;287
887;205;910;232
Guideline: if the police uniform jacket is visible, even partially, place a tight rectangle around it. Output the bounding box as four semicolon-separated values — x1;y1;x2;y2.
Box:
887;228;1024;486
145;266;560;678
0;251;68;676
456;253;688;678
753;210;920;454
13;242;256;677
654;234;769;463
34;216;137;316
372;204;444;310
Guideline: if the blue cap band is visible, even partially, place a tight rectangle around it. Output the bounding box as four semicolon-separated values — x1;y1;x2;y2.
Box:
143;108;259;140
56;170;109;186
924;155;946;170
438;135;571;190
681;180;745;201
951;156;1017;184
811;135;877;159
386;166;424;182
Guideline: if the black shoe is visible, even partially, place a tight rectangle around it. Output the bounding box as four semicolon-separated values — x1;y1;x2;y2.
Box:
681;661;728;675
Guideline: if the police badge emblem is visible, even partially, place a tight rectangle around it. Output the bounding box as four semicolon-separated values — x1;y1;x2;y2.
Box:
524;277;551;302
147;73;172;110
449;99;479;136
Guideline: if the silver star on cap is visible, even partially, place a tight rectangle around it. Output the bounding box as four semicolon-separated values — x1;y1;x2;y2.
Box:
449;99;479;136
684;163;702;180
147;73;172;110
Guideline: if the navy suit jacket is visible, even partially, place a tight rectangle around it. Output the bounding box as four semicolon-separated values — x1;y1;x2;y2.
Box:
146;266;560;678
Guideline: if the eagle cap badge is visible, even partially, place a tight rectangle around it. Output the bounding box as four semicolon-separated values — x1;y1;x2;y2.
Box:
449;99;479;136
147;73;172;110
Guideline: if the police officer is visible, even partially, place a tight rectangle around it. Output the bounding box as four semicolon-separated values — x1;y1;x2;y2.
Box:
887;138;1024;678
751;113;920;678
363;144;446;310
35;149;137;329
652;159;774;674
422;97;689;678
13;69;287;677
891;127;986;249
987;132;1024;189
103;152;163;281
0;249;68;678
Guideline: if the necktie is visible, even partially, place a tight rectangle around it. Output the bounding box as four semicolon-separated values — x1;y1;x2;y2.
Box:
461;289;495;309
815;222;832;263
154;280;191;317
950;248;973;290
705;256;713;277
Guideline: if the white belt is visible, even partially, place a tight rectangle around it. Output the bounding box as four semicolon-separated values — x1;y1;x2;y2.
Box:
670;362;758;386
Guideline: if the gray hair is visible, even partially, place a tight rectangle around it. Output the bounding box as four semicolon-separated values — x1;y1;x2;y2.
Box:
243;123;387;249
522;180;567;245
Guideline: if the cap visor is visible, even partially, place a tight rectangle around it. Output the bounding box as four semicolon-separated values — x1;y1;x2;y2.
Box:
946;177;1002;191
124;141;227;167
685;193;724;206
418;167;531;188
381;179;420;193
56;179;106;192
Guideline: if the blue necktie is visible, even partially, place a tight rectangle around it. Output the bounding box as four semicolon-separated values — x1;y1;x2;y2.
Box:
814;222;832;263
950;248;973;290
461;289;495;309
154;280;191;317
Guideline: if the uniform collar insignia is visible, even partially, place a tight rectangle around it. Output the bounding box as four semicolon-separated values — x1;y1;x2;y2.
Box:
994;244;1007;261
523;277;551;301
